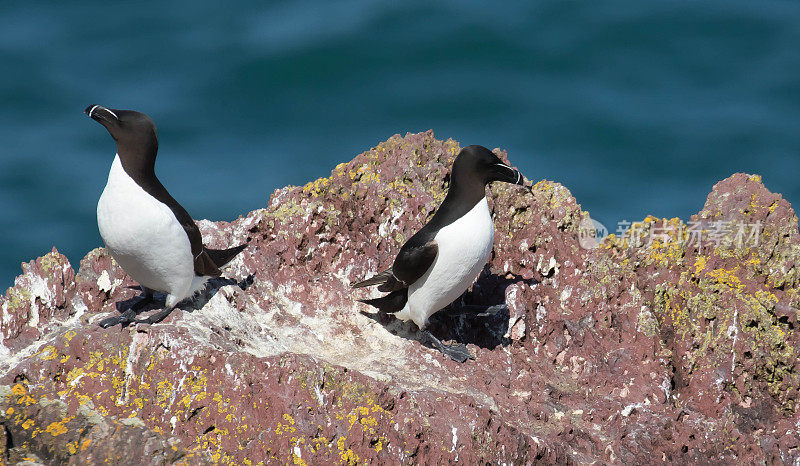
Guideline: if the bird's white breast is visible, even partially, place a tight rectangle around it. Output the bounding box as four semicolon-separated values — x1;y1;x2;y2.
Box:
96;155;194;299
400;197;494;328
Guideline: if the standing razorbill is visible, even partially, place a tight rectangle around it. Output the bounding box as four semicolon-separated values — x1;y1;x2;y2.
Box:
86;104;247;327
352;145;528;362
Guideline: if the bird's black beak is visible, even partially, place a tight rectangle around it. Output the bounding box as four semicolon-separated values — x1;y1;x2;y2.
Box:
85;104;119;127
490;163;526;186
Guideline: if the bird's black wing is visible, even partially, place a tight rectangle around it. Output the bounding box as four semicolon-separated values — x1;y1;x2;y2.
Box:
173;210;247;276
164;198;221;277
351;236;438;291
193;246;223;277
131;170;222;277
392;236;438;287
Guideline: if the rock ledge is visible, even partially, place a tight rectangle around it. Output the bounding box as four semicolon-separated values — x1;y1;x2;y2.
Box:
2;132;799;464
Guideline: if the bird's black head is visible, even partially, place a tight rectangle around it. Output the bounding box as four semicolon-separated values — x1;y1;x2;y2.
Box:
452;145;526;187
85;105;159;173
429;144;530;228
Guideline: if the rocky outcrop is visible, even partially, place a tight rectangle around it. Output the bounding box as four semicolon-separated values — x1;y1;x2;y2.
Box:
1;131;799;464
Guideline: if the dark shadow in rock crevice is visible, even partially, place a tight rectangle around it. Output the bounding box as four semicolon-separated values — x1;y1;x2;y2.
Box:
184;274;255;312
429;268;535;349
109;274;255;322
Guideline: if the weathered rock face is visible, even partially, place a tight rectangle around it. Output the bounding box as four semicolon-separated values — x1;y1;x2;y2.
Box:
1;131;799;464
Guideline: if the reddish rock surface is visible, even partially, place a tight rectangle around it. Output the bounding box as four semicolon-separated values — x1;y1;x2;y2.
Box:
1;131;799;464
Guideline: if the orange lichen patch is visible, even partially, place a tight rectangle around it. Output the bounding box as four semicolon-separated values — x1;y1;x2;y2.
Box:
768;200;779;213
65;367;85;385
654;286;686;331
155;380;174;409
388;179;410;194
346;400;388;432
11;384;36;406
533;180;551;191
275;413;297;436
38;345;58;361
302;176;332;197
131;397;144;410
186;371;209;394
67;441;79;454
191;424;240;465
693;256;707;276
707;267;745;293
45;417;72;436
373;436;387;453
348;164;380;184
753;289;779;308
86;350;107;372
309;436;329;453
647;239;684;267
337;436;360;465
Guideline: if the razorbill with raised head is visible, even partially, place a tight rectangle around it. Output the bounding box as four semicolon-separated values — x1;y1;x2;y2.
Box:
86;104;247;327
352;145;528;362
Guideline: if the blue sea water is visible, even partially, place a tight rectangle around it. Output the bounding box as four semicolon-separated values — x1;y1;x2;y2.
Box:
1;0;799;288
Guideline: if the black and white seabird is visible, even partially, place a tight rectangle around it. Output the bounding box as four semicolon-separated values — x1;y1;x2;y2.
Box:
86;104;247;327
352;145;528;362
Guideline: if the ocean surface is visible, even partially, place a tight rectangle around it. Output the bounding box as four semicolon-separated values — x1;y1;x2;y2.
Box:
1;0;799;288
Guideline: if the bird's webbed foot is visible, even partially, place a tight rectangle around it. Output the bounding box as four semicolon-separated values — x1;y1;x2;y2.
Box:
448;303;508;318
98;292;155;328
423;330;474;363
133;306;177;325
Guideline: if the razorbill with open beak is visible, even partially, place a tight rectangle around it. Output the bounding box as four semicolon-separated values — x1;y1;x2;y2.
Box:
352;145;528;362
86;104;247;327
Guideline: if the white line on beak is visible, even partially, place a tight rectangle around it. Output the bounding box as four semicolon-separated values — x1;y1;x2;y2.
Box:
494;163;519;183
105;108;119;119
88;105;99;118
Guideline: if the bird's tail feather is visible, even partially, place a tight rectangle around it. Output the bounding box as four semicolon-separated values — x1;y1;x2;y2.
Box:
359;289;408;314
206;243;248;268
351;269;394;288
